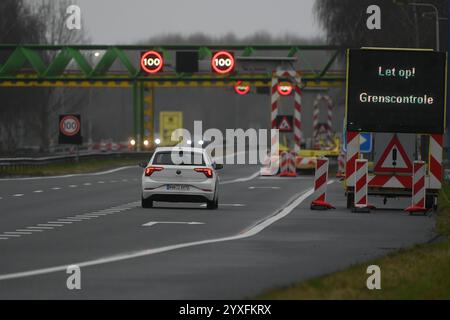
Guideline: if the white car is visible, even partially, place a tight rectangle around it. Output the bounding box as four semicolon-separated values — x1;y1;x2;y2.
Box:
140;147;222;209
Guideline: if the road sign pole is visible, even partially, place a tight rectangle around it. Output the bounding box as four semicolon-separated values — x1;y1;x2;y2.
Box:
138;82;145;152
132;82;138;151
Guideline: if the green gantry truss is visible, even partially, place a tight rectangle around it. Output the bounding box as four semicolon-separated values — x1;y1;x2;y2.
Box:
0;44;345;86
0;44;346;150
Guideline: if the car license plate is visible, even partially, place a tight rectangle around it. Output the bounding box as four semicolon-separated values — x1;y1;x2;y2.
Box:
166;184;190;191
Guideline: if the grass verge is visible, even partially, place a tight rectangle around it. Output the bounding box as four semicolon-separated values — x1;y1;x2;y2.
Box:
257;183;450;300
0;157;147;177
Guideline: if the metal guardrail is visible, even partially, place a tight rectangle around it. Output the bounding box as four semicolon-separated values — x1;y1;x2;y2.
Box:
0;151;153;170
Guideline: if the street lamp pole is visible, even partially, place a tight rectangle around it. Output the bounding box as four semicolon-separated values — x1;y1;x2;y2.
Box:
409;2;440;51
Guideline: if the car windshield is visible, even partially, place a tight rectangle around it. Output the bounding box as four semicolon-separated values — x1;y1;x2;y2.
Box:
152;151;206;166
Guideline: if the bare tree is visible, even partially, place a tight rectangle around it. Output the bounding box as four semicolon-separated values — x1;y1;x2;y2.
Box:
25;0;89;153
314;0;447;49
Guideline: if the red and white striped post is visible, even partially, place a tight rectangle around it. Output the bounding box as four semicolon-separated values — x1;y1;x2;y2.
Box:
325;95;333;140
311;157;335;210
336;151;346;178
405;161;428;213
288;151;297;177
312;95;320;148
293;82;302;154
271;77;279;132
278;151;289;177
352;158;371;213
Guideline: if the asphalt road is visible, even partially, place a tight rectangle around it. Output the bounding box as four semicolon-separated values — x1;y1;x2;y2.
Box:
0;163;435;299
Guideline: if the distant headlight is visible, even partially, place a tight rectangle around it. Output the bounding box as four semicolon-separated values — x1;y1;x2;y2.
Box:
154;138;161;145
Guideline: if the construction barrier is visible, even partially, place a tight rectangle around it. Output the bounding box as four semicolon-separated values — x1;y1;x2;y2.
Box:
313;94;333;148
405;161;428;214
352;159;371;213
337;151;346;178
289;151;297;176
310;157;335;210
273;67;303;153
278;151;289;177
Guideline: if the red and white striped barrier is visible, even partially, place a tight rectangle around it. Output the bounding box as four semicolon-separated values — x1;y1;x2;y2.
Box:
278;151;289;177
310;157;334;210
405;161;428;213
289;151;297;177
313;94;333;146
279;151;297;177
429;134;443;189
273;67;302;153
293;84;302;154
337;151;346;178
345;131;360;186
352;158;372;212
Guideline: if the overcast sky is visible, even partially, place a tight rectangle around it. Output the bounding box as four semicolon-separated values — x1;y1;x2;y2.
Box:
76;0;323;44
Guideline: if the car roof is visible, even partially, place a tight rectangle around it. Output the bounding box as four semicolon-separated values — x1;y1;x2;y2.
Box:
154;147;206;153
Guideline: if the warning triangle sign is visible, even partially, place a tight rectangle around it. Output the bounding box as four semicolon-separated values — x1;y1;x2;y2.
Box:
374;135;412;173
279;116;292;131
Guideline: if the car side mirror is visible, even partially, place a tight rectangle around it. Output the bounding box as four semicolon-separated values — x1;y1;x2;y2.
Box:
213;163;223;170
138;162;147;168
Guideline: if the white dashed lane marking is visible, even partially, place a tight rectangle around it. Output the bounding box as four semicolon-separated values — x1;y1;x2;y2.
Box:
28;226;52;230
0;201;139;241
3;178;137;200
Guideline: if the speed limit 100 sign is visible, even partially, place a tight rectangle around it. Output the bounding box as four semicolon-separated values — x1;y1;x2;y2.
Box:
59;114;82;145
60;115;80;136
211;51;235;74
140;50;164;74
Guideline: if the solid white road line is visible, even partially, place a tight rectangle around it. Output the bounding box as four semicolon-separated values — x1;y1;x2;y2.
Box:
220;171;260;185
199;203;245;207
143;221;205;227
37;224;59;227
0;181;334;281
12;194;24;197
48;221;72;224
248;186;280;190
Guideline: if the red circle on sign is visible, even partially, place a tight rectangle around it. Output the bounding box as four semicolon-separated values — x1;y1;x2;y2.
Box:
60;115;80;136
277;82;293;96
140;50;164;74
211;51;235;74
234;81;250;95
